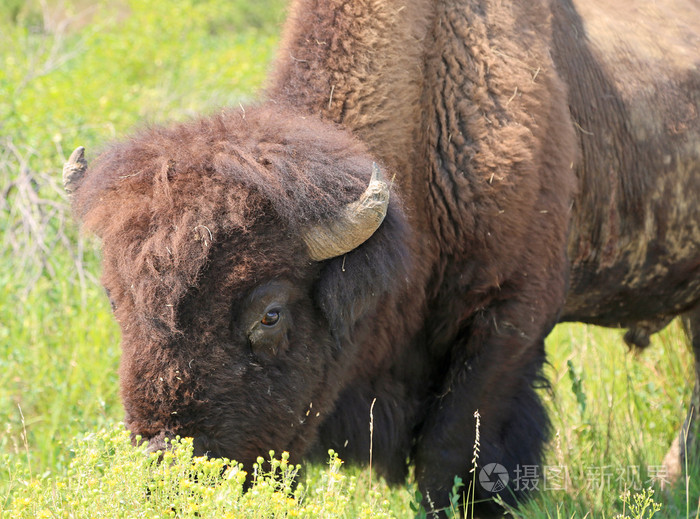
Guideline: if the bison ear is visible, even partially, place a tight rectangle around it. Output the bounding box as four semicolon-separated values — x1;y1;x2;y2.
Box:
313;196;412;345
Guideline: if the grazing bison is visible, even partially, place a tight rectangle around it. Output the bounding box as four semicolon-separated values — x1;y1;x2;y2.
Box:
64;0;699;515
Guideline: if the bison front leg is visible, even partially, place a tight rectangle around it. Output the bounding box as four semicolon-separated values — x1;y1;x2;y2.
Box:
663;307;700;484
414;304;554;517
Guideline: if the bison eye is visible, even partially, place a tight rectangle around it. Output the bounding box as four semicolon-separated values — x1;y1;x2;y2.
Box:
261;310;280;326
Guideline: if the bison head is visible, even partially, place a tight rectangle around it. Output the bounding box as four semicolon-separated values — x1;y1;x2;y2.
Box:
65;105;411;467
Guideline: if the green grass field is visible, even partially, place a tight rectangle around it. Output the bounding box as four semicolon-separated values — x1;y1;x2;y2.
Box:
1;1;698;517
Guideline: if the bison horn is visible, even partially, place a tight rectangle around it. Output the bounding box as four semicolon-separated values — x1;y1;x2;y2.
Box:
303;163;390;261
62;146;87;196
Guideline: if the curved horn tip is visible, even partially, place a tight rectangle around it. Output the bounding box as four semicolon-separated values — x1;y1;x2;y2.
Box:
371;162;383;182
69;146;85;163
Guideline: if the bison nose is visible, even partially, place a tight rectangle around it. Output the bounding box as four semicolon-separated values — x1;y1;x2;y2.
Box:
145;433;169;456
144;432;214;458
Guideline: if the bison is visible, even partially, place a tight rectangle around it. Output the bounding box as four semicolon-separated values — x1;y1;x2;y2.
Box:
63;0;699;515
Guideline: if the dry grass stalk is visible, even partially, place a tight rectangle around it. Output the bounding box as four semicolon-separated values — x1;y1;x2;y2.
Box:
1;138;96;296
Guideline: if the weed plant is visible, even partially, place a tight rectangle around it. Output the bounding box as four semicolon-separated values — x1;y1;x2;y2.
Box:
2;427;401;518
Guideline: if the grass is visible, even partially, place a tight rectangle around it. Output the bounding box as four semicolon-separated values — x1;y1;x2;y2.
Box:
1;0;698;517
510;323;699;518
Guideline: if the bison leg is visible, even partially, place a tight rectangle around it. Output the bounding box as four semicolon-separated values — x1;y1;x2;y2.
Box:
414;305;552;517
663;308;700;485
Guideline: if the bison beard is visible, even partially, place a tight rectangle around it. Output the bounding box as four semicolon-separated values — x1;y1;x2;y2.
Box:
65;0;700;516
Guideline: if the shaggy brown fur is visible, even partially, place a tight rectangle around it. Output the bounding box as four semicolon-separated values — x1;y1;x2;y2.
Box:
72;0;699;516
